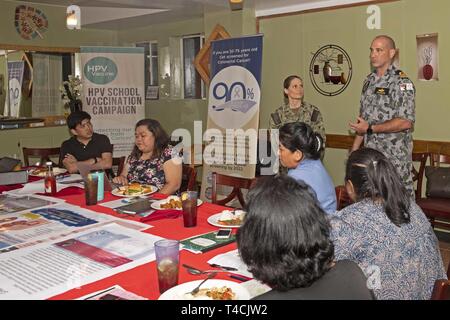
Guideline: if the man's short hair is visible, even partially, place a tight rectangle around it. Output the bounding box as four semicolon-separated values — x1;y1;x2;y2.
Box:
67;111;91;130
374;35;396;50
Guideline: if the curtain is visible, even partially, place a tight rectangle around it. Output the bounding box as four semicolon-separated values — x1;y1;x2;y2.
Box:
32;53;63;116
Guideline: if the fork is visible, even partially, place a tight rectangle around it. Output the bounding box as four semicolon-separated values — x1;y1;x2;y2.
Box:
188;271;217;295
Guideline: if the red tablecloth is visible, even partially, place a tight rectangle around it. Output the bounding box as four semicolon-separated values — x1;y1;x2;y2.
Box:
38;191;239;300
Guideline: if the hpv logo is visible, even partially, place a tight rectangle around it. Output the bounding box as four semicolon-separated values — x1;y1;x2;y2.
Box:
84;57;118;84
87;65;108;75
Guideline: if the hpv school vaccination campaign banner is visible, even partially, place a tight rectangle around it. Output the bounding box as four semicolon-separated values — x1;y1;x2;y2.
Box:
200;34;263;202
80;47;145;157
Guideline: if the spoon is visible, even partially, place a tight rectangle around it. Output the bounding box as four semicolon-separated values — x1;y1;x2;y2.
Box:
188;272;218;295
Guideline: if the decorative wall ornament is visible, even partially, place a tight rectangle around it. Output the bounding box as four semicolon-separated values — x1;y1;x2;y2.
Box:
309;44;352;96
416;33;438;81
194;24;231;86
14;5;48;40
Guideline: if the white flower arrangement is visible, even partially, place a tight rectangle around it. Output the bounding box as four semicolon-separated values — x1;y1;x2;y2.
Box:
60;75;82;113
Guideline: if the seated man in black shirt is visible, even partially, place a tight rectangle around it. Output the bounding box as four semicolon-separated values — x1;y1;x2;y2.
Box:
60;111;113;173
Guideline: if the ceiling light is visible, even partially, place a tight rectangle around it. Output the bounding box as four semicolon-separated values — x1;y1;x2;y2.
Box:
229;0;244;11
66;5;81;30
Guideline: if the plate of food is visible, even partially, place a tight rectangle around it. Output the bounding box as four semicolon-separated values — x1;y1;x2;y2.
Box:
158;279;250;300
111;183;158;197
207;209;246;228
151;196;203;210
29;167;67;177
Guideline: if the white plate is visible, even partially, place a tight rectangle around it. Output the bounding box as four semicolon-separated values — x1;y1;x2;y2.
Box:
158;279;250;300
207;212;245;228
151;196;203;210
111;184;158;197
29;167;67;177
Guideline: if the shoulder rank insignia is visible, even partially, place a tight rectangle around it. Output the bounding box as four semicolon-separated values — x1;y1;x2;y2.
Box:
375;87;389;95
395;69;408;78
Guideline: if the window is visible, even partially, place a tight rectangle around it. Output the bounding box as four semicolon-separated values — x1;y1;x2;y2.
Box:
182;35;205;99
136;41;159;99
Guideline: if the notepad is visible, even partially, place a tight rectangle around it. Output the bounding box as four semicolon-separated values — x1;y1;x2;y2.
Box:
181;230;236;254
115;199;155;215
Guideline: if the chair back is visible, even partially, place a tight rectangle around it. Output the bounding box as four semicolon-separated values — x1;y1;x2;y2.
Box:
335;185;352;210
412;152;428;199
106;156;126;179
430;153;450;167
211;172;256;208
22;147;61;167
415;151;450;231
180;165;197;192
431;279;450;300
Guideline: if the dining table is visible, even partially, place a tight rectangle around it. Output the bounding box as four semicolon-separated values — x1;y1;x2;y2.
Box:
0;173;245;300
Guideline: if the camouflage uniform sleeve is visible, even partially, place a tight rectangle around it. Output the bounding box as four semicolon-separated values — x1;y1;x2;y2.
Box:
396;77;416;123
269;107;283;129
310;106;326;145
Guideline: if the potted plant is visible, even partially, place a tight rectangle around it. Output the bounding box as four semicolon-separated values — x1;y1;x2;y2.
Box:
60;75;82;114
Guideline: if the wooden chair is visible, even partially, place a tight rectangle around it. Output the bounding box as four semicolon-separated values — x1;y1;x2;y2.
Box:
416;153;450;231
22;147;61;167
106;156;126;179
431;279;450;300
180;165;197;192
411;151;428;199
211;172;256;208
447;259;450;279
335;185;352;210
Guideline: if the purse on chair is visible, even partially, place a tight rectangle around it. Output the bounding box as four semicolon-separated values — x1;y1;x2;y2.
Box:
425;166;450;198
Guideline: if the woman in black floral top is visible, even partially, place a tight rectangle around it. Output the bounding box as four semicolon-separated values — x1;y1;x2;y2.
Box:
113;119;182;194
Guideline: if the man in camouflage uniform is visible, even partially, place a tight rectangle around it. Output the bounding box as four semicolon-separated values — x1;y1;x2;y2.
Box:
350;35;415;198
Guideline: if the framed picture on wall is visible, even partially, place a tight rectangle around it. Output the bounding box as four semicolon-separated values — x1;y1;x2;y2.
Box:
146;85;159;100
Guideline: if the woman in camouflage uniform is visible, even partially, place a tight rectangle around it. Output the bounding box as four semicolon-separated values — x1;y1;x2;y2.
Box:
270;75;326;144
269;75;326;173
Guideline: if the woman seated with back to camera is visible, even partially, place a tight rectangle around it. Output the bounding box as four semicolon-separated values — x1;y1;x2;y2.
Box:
278;122;337;213
237;175;374;300
113;119;181;195
330;148;446;300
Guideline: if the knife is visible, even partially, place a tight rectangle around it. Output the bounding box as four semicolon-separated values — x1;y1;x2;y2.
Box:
209;263;238;271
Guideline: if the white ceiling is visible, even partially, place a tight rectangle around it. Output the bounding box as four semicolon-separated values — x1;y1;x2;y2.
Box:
9;0;372;29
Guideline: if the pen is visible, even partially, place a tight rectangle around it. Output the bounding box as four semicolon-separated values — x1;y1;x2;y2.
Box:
228;274;252;282
209;263;238;271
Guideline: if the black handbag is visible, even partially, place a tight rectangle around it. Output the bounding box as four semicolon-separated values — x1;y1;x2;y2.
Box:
425;166;450;198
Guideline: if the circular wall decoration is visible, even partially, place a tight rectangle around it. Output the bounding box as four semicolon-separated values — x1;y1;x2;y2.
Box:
309;44;352;96
14;5;48;40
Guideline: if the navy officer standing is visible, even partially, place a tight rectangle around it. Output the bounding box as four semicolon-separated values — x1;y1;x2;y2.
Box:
349;35;415;198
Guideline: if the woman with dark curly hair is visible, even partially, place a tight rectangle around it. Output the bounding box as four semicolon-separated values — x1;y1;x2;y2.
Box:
113;119;181;194
237;175;374;299
279;122;336;213
330;148;446;299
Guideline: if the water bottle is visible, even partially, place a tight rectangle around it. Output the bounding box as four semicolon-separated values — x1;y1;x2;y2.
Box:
44;161;57;195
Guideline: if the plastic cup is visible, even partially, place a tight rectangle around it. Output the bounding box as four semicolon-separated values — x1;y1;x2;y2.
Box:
90;169;104;201
154;239;180;294
181;191;198;227
84;174;98;205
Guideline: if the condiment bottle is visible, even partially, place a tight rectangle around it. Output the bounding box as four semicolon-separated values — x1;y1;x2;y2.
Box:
44;161;57;195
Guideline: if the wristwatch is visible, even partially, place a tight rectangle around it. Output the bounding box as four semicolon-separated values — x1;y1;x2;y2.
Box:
366;124;373;135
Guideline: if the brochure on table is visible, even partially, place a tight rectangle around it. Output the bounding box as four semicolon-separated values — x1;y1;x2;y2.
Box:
0;223;164;300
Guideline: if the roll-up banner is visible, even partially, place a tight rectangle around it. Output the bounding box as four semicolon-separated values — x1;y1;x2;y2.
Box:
81;47;145;157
